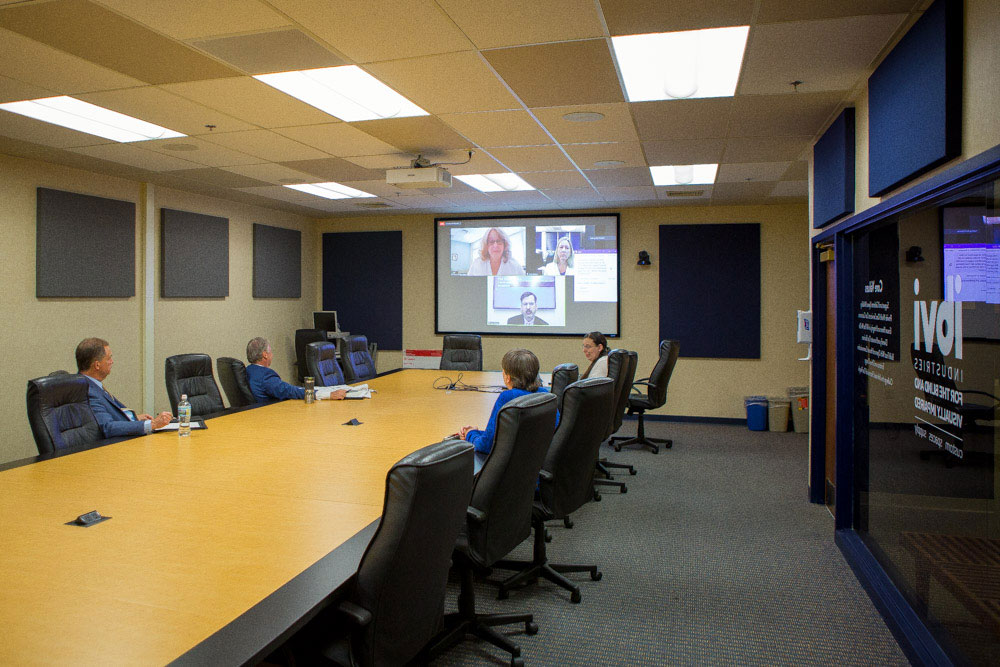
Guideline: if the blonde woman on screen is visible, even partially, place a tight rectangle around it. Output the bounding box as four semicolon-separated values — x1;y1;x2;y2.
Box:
542;236;574;276
467;227;525;276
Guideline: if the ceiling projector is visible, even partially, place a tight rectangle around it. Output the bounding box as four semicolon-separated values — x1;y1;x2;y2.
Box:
386;165;453;189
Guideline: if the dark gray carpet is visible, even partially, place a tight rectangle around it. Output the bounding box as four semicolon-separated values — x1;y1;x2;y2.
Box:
434;420;910;666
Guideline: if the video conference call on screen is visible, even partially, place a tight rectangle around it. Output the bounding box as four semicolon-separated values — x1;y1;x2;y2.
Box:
435;214;620;336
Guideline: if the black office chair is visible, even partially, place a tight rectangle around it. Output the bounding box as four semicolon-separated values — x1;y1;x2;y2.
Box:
549;363;579;411
441;334;483;371
428;392;558;666
26;374;101;455
594;349;636;494
306;341;345;387
164;354;225;418
494;377;615;603
340;335;376;382
611;340;680;453
316;440;475;667
295;329;328;383
216;357;255;408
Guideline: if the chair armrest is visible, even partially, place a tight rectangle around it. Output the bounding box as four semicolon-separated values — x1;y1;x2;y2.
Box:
467;506;487;524
538;469;554;482
337;600;372;627
630;380;658;395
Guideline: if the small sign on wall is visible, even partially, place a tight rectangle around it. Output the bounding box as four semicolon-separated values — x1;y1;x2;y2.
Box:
403;349;443;369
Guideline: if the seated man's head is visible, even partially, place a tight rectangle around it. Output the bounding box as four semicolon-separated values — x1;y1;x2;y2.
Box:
76;337;111;379
501;348;540;392
247;337;273;367
519;291;538;320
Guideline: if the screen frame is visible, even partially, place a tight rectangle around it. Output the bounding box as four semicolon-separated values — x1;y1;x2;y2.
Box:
433;212;622;338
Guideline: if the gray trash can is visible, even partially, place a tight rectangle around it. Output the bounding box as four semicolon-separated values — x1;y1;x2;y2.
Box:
787;386;809;433
768;397;790;432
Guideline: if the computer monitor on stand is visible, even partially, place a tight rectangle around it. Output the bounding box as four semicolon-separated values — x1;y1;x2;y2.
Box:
314;311;349;341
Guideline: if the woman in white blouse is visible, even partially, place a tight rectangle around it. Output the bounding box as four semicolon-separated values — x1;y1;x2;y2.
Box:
581;331;609;378
467;227;525;276
542;236;574;276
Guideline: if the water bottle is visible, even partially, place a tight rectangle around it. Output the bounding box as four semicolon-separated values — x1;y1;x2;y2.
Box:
178;394;191;437
304;376;315;404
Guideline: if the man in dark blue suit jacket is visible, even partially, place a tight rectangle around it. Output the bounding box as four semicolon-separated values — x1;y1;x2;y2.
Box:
77;337;173;438
245;336;346;402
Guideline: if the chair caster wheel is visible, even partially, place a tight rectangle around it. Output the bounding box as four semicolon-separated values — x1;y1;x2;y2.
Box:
591;570;602;581
651;448;658;454
629;469;637;475
594;492;602;502
613;445;622;452
620;485;627;493
563;517;573;529
525;621;538;635
570;590;581;603
512;658;525;667
665;441;673;448
498;589;509;600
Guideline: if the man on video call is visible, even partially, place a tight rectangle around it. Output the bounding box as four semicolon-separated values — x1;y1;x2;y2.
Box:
507;291;548;325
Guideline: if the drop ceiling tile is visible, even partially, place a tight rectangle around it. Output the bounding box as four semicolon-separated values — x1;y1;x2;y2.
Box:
489;145;573;172
266;0;473;62
717;161;792;183
0;75;53;103
520;171;590;189
757;0;920;23
439;150;505;175
68;143;201;171
221;163;319;185
437;0;605;48
161;77;336;128
190;29;344;75
274;123;400;157
642;139;726;165
78;87;255;136
781;160;809;180
167;167;271;188
739;15;906;95
386;193;445;208
353;116;471;154
342;154;416;170
600;0;755;35
141;136;261;167
770;180;808;197
0;27;145;93
0;0;241;84
337;180;408;198
541;188;604;204
597;185;656;200
584;167;653;187
631;98;734;141
722;136;812;162
563;142;646;169
440;110;552;148
366;52;521;114
237;184;332;210
484;190;551;204
710;181;777;201
0;110;114;148
483;40;624;108
98;0;291;40
433;191;498;207
730;92;843;137
278;157;384;182
532;103;639;144
203;130;329;162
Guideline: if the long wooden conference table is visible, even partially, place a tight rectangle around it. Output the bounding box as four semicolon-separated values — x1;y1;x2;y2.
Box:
0;369;505;665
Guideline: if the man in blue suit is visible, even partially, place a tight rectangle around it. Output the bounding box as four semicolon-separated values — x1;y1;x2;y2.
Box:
245;336;346;402
77;337;173;438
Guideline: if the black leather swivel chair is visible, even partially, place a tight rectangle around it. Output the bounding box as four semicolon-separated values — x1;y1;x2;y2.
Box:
216;357;255;408
164;354;225;418
441;334;483;371
340;335;376;382
295;329;328;383
26;374;101;455
611;340;680;453
594;349;635;494
428;392;558;665
494;377;614;603
306;341;345;387
549;363;579;411
318;440;474;667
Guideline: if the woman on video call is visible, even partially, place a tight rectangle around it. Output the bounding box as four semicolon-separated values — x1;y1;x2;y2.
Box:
543;236;575;276
467;227;525;276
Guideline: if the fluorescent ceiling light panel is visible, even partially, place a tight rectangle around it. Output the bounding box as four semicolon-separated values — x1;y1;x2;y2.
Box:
254;66;428;122
455;173;535;192
284;182;376;199
650;164;719;186
0;96;185;142
612;26;749;101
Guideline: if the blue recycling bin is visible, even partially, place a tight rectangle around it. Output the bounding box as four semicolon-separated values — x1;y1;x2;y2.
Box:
745;396;768;431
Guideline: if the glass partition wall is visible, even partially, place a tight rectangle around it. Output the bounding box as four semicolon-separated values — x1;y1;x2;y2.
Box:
848;173;1000;665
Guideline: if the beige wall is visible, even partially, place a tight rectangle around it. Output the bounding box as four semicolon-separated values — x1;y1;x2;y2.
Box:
314;202;810;421
1;154;316;464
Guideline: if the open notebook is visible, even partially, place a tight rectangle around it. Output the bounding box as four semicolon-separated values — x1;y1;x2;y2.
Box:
316;384;372;400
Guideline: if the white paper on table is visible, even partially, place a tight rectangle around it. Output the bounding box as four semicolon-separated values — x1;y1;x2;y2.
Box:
316;384;372;399
154;421;206;432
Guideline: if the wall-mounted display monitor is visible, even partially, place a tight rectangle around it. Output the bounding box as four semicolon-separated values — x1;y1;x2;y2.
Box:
313;310;340;332
435;214;620;336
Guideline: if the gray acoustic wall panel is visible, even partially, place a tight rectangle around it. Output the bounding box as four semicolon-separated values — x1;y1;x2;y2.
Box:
36;187;135;298
253;223;301;298
161;208;229;297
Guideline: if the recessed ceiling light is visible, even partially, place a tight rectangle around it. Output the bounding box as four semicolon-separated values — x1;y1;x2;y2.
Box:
650;164;718;186
593;159;626;168
611;26;749;102
562;111;605;122
455;173;535;193
0;96;185;142
284;182;376;199
160;143;198;151
255;65;428;122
